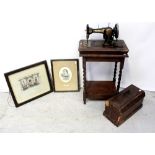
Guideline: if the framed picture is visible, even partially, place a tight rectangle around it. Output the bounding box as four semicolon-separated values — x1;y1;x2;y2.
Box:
51;59;80;92
4;60;53;107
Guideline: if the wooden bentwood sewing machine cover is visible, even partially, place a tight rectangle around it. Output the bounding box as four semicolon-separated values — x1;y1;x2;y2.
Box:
78;39;129;104
103;84;145;126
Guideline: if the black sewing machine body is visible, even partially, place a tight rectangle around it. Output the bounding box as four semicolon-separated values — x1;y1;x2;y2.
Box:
86;24;119;46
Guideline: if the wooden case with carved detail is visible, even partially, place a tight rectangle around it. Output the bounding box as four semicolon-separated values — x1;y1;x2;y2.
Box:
103;85;145;127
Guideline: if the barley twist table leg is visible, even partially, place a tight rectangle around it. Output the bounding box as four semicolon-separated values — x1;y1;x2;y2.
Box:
83;57;86;104
113;62;118;84
117;60;124;91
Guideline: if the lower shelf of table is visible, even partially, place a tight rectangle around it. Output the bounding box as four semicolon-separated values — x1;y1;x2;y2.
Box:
85;81;118;100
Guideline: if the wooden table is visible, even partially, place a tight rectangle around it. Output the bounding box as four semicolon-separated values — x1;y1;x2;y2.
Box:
78;40;129;104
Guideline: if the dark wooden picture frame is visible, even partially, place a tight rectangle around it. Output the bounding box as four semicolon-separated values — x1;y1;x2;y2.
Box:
51;59;80;92
4;60;53;107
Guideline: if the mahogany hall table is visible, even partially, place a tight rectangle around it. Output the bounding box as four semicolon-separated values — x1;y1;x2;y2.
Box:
78;40;129;104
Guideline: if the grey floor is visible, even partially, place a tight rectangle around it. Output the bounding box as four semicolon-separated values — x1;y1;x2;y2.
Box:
0;89;155;132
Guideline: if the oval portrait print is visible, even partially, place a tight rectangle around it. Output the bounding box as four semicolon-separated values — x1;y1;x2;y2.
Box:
59;67;72;83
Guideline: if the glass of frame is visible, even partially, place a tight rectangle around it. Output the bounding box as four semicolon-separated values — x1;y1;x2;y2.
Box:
4;60;53;107
51;59;80;92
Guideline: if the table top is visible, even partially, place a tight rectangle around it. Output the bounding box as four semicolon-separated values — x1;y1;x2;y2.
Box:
78;40;129;56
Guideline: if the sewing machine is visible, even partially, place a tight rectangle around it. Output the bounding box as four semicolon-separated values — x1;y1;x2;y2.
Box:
86;23;119;46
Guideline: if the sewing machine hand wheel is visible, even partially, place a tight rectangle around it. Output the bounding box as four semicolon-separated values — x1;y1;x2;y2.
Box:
113;24;119;39
86;24;90;40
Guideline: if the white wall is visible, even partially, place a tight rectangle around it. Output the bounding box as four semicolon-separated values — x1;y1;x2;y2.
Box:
0;0;155;91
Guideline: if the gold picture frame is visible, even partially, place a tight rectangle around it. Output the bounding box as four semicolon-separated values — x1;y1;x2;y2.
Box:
51;59;80;92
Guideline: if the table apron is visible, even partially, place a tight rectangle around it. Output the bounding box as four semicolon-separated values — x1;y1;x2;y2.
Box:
83;57;125;62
